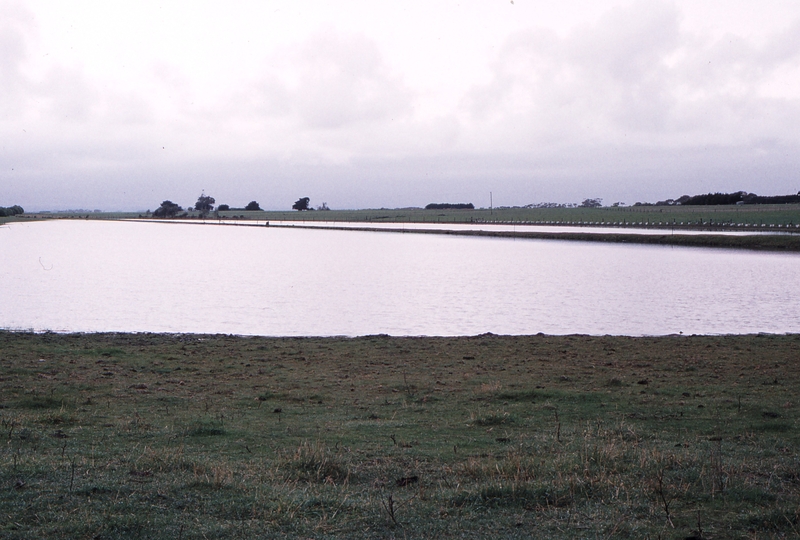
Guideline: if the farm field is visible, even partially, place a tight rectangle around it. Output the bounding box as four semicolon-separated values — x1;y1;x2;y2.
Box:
195;203;800;228
7;203;800;228
1;331;799;538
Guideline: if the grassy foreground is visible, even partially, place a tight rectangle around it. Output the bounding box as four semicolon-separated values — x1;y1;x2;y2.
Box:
1;332;799;539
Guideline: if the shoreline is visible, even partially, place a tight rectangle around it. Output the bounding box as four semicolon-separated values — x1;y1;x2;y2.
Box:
111;218;800;252
7;213;800;251
2;329;797;338
279;223;800;252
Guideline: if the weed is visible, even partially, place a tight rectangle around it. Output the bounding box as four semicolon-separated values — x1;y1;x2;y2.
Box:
16;396;63;409
283;441;350;484
472;410;515;426
186;419;226;437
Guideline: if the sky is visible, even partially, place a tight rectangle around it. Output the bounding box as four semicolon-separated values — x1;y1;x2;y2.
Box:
2;1;800;211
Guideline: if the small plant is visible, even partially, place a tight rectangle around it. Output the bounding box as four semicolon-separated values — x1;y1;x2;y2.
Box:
471;410;515;426
186;419;226;437
451;484;566;509
283;441;349;484
17;396;62;409
652;467;675;528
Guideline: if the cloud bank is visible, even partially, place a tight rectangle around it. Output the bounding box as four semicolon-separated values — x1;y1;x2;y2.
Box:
1;1;799;210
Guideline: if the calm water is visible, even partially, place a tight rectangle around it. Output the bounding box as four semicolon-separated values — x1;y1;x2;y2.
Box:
2;220;798;336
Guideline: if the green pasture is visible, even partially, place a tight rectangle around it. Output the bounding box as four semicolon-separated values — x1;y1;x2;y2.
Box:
1;332;799;538
8;203;800;228
217;204;800;228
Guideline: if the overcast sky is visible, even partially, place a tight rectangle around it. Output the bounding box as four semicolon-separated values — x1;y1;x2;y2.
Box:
2;1;799;211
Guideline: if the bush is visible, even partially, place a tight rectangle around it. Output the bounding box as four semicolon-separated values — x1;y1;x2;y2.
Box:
424;203;474;210
0;205;24;217
152;200;183;218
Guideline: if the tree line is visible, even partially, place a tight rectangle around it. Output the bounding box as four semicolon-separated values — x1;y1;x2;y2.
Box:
152;195;262;218
151;194;330;217
633;191;800;207
681;191;800;205
424;203;474;210
0;205;24;217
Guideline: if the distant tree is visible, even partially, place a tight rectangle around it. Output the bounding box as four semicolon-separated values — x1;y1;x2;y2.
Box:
245;201;262;211
752;193;800;204
317;202;330;211
292;197;310;211
217;204;230;211
195;194;216;213
424;203;474;210
680;191;800;206
152;200;183;218
579;198;603;208
0;205;24;217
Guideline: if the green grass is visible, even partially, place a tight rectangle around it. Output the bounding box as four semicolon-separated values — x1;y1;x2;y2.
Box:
213;204;800;228
11;203;800;228
1;332;799;538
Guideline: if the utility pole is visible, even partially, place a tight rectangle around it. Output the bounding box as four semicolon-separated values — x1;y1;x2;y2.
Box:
490;192;493;215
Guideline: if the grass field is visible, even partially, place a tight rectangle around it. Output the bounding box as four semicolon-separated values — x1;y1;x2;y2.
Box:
211;204;800;229
2;332;799;538
7;203;800;228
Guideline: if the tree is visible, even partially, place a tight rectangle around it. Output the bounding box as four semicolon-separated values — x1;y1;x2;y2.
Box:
152;200;183;218
195;194;216;213
245;201;262;211
217;204;230;211
579;198;603;208
0;205;24;217
292;197;310;211
424;203;474;210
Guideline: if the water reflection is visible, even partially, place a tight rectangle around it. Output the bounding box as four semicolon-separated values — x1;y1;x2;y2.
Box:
1;220;798;336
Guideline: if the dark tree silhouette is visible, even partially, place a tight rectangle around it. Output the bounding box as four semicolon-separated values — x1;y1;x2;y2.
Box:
217;204;230;211
0;205;24;217
292;197;310;211
682;191;800;205
424;203;474;210
153;200;183;218
245;201;262;211
579;198;603;208
195;194;216;213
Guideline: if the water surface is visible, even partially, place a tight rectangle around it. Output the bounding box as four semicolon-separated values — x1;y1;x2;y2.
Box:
2;220;798;336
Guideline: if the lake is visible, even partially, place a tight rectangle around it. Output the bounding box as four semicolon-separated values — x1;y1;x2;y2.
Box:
2;219;799;336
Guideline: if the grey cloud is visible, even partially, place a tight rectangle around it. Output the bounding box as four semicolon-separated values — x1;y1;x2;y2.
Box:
463;1;800;149
1;5;103;132
3;1;799;212
36;65;98;123
251;30;414;130
764;19;800;63
569;2;681;81
0;2;34;116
